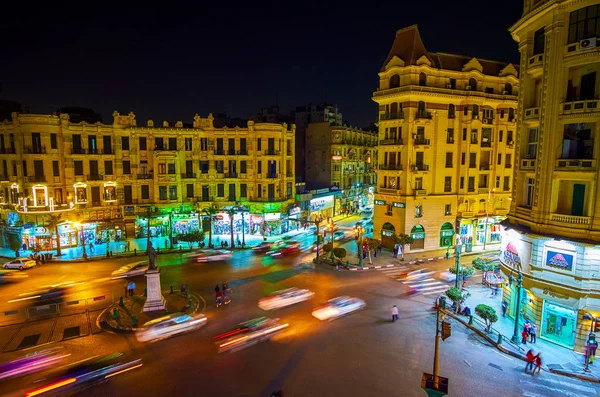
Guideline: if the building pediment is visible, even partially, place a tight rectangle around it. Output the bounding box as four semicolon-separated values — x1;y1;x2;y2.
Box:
499;63;519;78
416;55;432;67
384;55;405;70
462;58;483;73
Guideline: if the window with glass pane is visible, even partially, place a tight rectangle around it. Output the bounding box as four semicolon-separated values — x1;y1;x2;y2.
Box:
445;152;453;167
168;138;177;150
158;164;166;174
169;185;177;200
415;205;423;217
53;161;59;176
139;137;147;150
445;204;451;215
569;5;600;44
200;161;209;173
468;177;475;192
51;133;57;149
200;138;208;151
217;184;224;197
185;138;192;151
168;163;176;174
525;178;535;207
104;161;113;175
186;184;194;198
446;128;454;143
241;160;247;173
141;185;149;199
159;186;167;200
527;128;538;159
240;184;247;197
74;161;83;175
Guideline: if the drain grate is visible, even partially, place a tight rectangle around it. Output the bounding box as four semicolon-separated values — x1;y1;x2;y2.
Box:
18;334;41;350
63;326;80;340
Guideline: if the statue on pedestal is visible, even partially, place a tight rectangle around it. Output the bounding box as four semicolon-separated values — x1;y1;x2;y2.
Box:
148;241;157;270
143;240;165;312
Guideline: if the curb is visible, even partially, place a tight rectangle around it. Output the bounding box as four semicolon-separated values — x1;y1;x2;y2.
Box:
98;291;202;334
346;250;500;271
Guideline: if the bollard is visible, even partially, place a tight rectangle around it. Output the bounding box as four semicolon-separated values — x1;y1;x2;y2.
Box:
469;315;473;325
164;309;169;315
113;307;119;321
119;296;124;306
179;245;182;251
157;247;160;254
131;315;137;327
134;248;137;255
497;334;503;345
144;287;147;297
186;290;189;299
170;284;174;294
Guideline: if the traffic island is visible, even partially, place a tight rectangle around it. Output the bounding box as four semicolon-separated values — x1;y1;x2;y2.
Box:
97;290;202;333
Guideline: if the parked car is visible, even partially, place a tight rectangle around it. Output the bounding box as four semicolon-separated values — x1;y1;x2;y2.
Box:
190;250;233;262
252;242;272;253
333;231;346;241
214;317;288;353
3;258;37;270
111;261;149;279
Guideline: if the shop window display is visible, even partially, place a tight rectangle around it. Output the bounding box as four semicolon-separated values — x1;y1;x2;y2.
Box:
541;301;577;348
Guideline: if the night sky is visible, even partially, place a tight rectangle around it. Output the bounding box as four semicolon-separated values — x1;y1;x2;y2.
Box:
1;1;522;128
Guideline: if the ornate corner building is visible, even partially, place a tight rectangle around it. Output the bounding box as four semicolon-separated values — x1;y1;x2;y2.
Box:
0;111;296;251
305;123;377;217
372;25;519;251
503;0;600;353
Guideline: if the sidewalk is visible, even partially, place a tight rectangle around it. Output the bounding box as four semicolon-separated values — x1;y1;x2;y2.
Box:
458;282;600;382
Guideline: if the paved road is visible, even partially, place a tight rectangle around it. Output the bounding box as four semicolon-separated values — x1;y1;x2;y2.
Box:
0;224;598;396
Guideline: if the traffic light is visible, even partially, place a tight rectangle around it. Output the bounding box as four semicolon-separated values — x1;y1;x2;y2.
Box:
441;321;451;341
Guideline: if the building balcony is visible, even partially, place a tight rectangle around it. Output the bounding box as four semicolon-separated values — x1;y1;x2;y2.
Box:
0;173;9;181
478;188;490;194
461;211;475;218
555;159;595;169
137;173;153;180
181;172;196;179
561;99;599;116
549;213;591;227
0;147;16;154
416;111;432;120
379;138;404;146
214;150;225;155
446;138;455;144
524;107;540;121
87;174;104;181
413;138;430;146
264;150;280;156
226;150;236;155
379;112;405;121
378;186;400;194
379;164;402;171
23;146;46;154
71;148;86;154
200;196;214;202
88;148;100;155
266;173;278;178
521;159;536;169
225;172;238;178
470;139;478;144
102;148;113;155
481;118;494;125
411;164;429;172
479;164;491;171
414;189;427;196
26;175;46;183
527;54;544;77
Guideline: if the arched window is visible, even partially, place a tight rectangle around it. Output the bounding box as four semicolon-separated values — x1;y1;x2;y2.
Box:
468;78;477;91
448;104;455;119
419;72;427;86
390;103;398;118
472;104;479;118
479;199;486;213
504;83;512;95
390;75;400;88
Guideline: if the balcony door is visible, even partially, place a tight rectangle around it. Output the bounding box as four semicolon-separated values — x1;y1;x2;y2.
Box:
88;135;97;153
33;160;44;180
415;152;424;167
581;72;596;100
268;138;275;153
572;184;585;216
268;184;275;201
268;161;276;176
202;185;209;201
89;160;99;176
32;133;42;152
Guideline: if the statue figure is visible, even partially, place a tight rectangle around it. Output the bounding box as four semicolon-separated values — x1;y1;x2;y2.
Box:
148;241;158;270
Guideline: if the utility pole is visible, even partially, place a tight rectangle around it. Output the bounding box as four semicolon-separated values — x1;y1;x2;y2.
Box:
454;244;462;289
421;305;449;396
510;270;523;344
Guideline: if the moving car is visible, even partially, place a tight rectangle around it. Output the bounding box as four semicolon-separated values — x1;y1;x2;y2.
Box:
136;313;207;343
312;296;366;321
333;231;346;241
111;261;149;279
24;353;142;397
214;317;288;353
191;249;233;262
258;287;315;311
3;258;37;270
0;347;70;380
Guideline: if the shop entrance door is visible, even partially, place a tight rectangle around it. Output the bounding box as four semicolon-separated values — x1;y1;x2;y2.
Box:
268;184;275;201
541;301;577;348
202;185;210;201
572;184;585;216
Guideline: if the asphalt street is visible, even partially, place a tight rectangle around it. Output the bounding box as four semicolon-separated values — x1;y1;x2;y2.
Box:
0;216;598;396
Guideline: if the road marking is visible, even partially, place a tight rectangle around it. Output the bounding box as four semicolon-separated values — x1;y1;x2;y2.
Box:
535;377;599;394
519;380;593;397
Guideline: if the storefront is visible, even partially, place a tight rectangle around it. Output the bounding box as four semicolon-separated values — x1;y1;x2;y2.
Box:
410;225;425;250
457;219;474;246
439;223;454;247
541;301;578;348
136;215;171;238
172;212;200;235
309;193;335;222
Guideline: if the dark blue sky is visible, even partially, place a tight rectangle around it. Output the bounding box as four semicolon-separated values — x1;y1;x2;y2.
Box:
1;1;522;128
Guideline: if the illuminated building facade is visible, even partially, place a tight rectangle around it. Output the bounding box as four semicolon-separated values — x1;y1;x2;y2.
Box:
503;0;600;352
372;25;519;251
0;111;295;250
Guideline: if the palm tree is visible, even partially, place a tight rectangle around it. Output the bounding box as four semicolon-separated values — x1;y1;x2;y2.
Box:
226;207;236;249
46;214;63;256
393;233;414;261
202;205;219;248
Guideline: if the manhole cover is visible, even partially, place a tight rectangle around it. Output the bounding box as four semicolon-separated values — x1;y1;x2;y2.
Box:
488;363;503;371
63;326;80;340
18;334;41;349
546;364;563;371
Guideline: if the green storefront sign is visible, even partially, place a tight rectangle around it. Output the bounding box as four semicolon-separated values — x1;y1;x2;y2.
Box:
393;202;406;208
375;200;386;206
411;232;426;239
440;230;455;237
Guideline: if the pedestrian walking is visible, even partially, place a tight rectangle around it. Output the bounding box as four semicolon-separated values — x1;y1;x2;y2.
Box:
89;242;94;253
215;285;222;307
391;305;399;322
501;301;508;317
529;324;537;343
521;329;529;345
126;241;131;252
588;335;598;364
525;349;535;372
533;353;542;375
378;245;382;253
22;243;27;252
374;249;377;258
393;247;398;258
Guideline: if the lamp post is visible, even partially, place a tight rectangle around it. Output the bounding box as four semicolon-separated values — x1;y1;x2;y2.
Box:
240;207;246;248
483;189;495;251
354;224;364;267
454;243;462;290
583;313;597;372
509;269;523;344
74;222;87;260
328;220;335;262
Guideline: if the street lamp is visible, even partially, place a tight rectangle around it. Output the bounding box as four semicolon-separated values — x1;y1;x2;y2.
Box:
454;243;462;290
509;268;523;344
483;189;495;251
328;220;335;262
583;313;597;372
73;222;87;260
354;224;364;267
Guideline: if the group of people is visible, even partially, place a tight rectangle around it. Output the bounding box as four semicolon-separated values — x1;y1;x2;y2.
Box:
525;349;543;375
125;281;136;297
215;282;232;307
521;321;538;344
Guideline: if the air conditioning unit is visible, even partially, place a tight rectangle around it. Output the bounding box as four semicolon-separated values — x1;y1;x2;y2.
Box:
465;85;472;90
580;38;597;50
411;165;418;171
482;119;491;124
502;90;509;95
482;137;489;142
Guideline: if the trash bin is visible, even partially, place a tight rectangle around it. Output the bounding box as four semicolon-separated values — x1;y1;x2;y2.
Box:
465;243;473;253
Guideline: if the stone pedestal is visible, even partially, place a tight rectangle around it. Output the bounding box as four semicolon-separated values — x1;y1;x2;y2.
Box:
142;269;166;312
